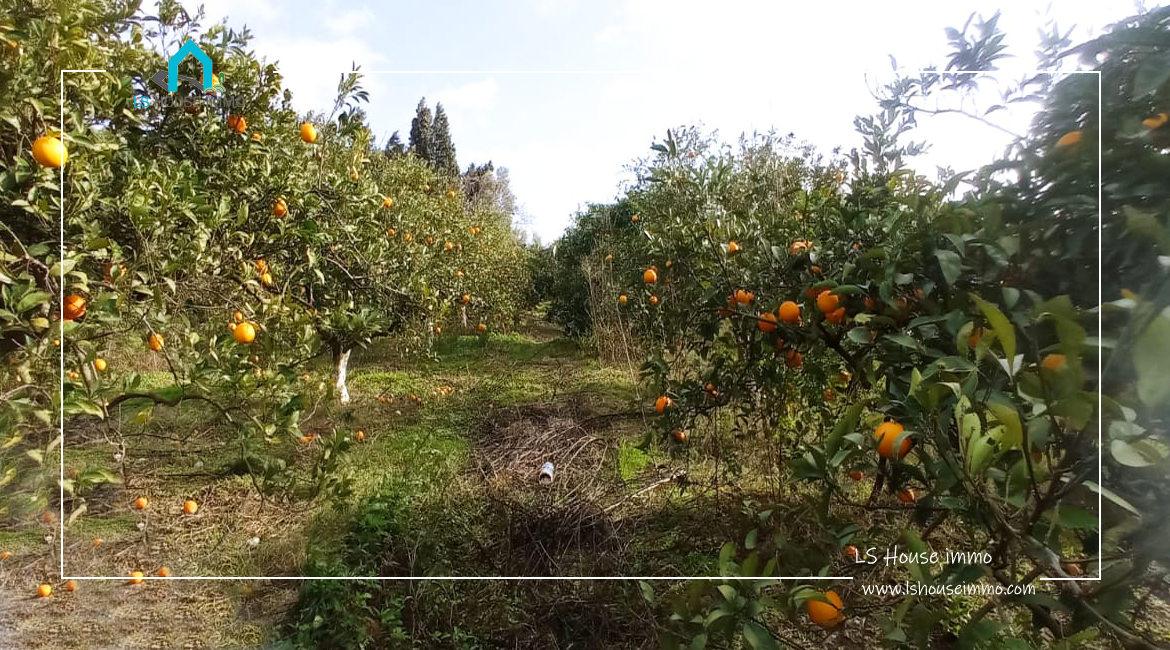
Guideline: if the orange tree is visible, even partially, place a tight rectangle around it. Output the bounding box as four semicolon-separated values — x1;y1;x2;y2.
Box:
553;7;1170;648
2;0;529;527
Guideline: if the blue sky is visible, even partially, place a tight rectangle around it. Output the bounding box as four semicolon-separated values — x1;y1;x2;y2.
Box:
186;0;1135;242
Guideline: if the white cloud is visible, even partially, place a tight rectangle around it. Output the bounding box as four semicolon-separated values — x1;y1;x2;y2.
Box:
323;9;377;36
431;78;501;126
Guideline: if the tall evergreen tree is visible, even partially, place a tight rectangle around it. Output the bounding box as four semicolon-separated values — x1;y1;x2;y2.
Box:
430;103;459;176
408;98;433;163
383;131;406;157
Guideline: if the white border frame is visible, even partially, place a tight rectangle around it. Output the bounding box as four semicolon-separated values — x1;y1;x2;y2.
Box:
57;68;1095;582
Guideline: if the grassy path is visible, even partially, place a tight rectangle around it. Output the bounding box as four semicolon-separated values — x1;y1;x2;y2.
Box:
0;318;705;648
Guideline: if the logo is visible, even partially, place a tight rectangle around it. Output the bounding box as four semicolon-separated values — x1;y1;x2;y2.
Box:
132;95;154;109
149;40;224;93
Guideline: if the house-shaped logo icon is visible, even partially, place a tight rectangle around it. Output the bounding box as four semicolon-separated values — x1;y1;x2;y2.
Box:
149;40;223;93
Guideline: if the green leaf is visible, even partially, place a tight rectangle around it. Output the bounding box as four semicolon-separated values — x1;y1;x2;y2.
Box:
825;403;865;459
1110;438;1169;468
1133;314;1170;408
1134;50;1170;97
985;401;1022;450
886;333;924;352
970;294;1016;374
742;621;781;650
934;250;961;286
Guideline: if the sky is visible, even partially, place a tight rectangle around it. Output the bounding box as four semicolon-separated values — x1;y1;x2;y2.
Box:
182;0;1140;243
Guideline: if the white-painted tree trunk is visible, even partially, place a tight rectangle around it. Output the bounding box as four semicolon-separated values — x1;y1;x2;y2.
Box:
335;348;351;405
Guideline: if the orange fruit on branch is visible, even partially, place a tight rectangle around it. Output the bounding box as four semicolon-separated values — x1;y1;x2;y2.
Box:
355;430;365;442
32;135;68;167
233;322;257;344
826;307;846;325
148;332;164;352
134;496;149;509
784;350;803;368
649;295;659;305
129;570;145;584
37;583;52;598
618;294;628;305
643;268;658;284
734;289;754;305
63;294;86;321
727;241;740;254
157;567;171;577
816;290;840;314
758;312;777;332
272;197;288;216
778;301;801;324
477;323;487;333
671;428;688;442
65;579;78;592
1041;354;1068;371
897;488;916;503
848;470;863;481
844;545;860;561
873;421;911;460
654;395;673;414
183;500;198;515
300;123;318;143
1055;130;1082;150
227;114;247;133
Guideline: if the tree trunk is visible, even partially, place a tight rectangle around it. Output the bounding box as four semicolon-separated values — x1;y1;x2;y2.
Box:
331;340;352;405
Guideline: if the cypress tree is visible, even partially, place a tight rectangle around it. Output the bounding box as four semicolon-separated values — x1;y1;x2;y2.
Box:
384;131;406;157
431;103;459;176
408;98;433;163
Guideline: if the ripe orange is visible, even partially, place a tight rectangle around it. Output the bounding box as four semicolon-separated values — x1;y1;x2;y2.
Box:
461;294;471;304
807;590;844;627
734;289;754;305
382;196;394;208
446;189;456;199
671;428;688;442
129;570;145;584
1056;130;1082;149
649;295;659;306
299;434;314;444
643;268;658;284
788;240;811;255
434;326;442;335
784;350;803;368
455;269;464;278
824;388;835;402
92;538;102;548
387;228;396;237
251;132;263;142
1143;113;1168;130
778;301;800;324
1062;562;1083;577
300;123;318;143
848;470;863;481
864;297;876;312
631;214;640;223
103;262;125;282
727;241;740;254
0;551;9;561
233;321;257;344
260;272;273;286
604;254;613;263
758;312;777;332
157;566;171;577
183;500;198;515
826;307;846;325
968;327;984;348
228;322;237;332
32;135;68;167
65;579;78;592
444;241;454;251
227;114;247;133
897;488;916;503
477;323;487;333
809;265;821;274
37;583;52;598
618;294;628;305
873;421;911;460
355;430;366;442
134;496;149;509
63;294;86;321
1041;354;1067;371
273;197;288;216
233;310;245;323
816;290;839;314
67;371;80;380
148;332;164;352
41;511;54;523
655;395;673;414
843;545;859;561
